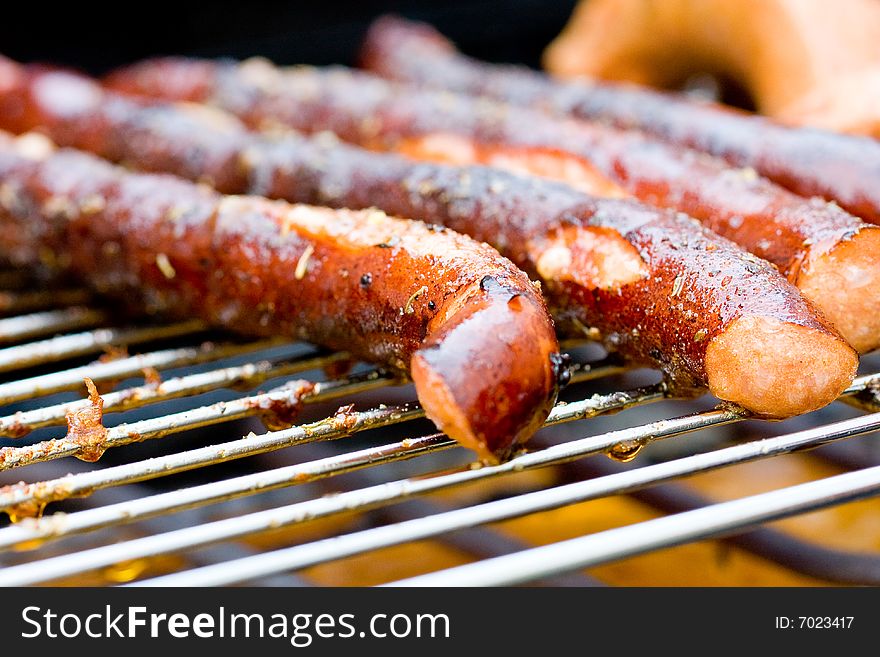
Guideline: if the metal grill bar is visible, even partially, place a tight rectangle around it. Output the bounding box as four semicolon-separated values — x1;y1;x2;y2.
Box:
8;457;316;585
113;412;880;587
5;376;880;585
0;319;207;373
0;350;351;438
839;383;880;413
0;368;401;475
0;339;619;438
0;402;420;514
0;287;878;587
0;307;109;344
0;337;284;405
385;464;880;587
0;434;453;553
0;354;640;501
304;454;604;587
0;387;669;555
0;355;382;466
0;399;738;585
568;456;880;585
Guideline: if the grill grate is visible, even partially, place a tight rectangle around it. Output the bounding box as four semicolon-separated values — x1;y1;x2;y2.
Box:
1;276;879;587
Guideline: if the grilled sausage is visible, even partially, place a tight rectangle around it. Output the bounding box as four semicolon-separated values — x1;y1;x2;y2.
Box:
0;67;859;416
0;131;561;463
359;17;880;225
101;55;880;354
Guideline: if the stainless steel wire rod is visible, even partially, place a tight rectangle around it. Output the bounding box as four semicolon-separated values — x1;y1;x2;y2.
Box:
0;307;109;344
387;462;880;586
0;319;206;373
0;402;744;585
0;382;664;513
0;337;285;405
125;412;880;587
0;350;351;438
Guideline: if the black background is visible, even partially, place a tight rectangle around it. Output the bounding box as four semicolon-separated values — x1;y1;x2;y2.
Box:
0;1;578;72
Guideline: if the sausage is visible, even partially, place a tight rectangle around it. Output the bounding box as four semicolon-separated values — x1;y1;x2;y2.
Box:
101;55;880;354
0;131;561;463
359;16;880;224
0;68;859;416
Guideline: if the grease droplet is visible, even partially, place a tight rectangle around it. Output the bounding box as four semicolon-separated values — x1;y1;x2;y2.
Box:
606;440;644;463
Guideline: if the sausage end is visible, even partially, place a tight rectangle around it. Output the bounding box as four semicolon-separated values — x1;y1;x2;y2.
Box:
705;315;858;417
411;353;499;463
797;227;880;353
411;283;560;463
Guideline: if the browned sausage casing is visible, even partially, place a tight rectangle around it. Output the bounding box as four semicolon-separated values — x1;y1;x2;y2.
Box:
0;131;561;463
0;66;858;417
360;16;880;225
99;55;880;355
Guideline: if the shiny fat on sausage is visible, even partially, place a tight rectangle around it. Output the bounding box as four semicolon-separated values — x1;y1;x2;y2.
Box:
360;16;880;225
99;55;880;356
0;68;860;417
0;131;561;463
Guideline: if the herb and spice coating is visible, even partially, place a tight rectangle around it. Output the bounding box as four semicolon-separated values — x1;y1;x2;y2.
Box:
99;54;880;355
359;16;880;225
0;132;561;463
0;65;860;415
